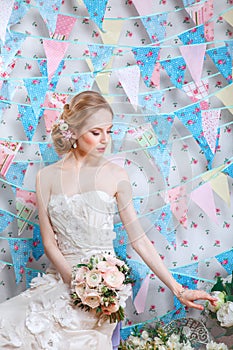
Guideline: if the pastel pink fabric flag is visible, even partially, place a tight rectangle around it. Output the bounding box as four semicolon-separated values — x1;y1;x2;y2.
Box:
116;65;140;109
166;186;188;228
16;189;37;235
0;141;21;176
134;274;150;314
0;0;14;43
182;79;209;102
43;40;69;81
133;0;153;16
179;44;206;84
202;110;221;154
191;182;218;224
42;93;69;133
53;14;77;40
151;62;161;89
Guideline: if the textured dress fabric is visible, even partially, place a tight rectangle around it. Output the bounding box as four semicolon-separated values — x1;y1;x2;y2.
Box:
0;191;118;349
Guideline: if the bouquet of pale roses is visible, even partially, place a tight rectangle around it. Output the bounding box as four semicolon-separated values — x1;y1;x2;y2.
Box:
70;252;133;323
206;272;233;329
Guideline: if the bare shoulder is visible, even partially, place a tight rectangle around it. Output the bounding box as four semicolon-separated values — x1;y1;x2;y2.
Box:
105;161;129;182
36;160;62;189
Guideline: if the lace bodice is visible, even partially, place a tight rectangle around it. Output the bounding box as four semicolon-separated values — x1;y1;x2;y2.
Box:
48;190;117;262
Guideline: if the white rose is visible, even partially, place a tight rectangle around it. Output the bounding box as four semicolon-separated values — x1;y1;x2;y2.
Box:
217;301;233;328
141;330;149;340
207;340;229;350
207;291;226;312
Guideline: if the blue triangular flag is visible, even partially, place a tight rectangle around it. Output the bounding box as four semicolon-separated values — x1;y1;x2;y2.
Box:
8;1;27;26
145;114;174;147
216;250;233;275
8;238;33;284
161;56;187;88
88;44;114;72
178;24;205;45
0;31;26;70
5;162;28;194
72;72;96;93
132;46;160;87
32;225;44;260
141;13;168;43
0;209;14;233
24;77;48;116
83;0;108;31
148;144;171;184
35;0;62;34
207;46;232;83
223;163;233;178
39;143;60;166
138;91;164;113
18;104;43;141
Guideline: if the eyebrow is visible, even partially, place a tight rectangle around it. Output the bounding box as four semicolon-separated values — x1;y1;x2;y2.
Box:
91;125;113;130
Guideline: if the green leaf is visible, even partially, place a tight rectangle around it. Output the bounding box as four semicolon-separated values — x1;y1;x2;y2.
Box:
211;277;225;292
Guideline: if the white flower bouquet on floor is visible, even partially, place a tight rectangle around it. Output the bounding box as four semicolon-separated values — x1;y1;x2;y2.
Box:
70;252;133;323
206;272;233;329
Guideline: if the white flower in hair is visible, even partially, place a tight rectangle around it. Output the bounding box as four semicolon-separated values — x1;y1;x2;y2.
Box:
59;120;69;131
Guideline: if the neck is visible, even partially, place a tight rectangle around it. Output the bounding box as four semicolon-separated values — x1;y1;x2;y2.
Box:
68;150;105;168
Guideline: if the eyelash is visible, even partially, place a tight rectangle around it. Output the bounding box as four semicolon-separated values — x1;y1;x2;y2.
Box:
91;131;113;136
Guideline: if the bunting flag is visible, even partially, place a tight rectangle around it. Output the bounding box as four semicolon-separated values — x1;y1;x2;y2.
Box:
0;209;14;233
113;225;128;260
87;44;114;72
18;104;43;141
0;31;26;70
39;143;60;166
111;122;129;153
82;0;108;31
126;258;150;300
222;8;233;27
215;250;233;275
8;0;27;27
145;114;174;147
215;84;233;115
132;47;160;87
190;183;218;224
16;189;37;235
133;124;158;158
185;0;214;41
37;58;65;91
0;80;18;115
0;141;21;177
223;163;233;179
0;0;14;43
8;238;33;284
170;262;198;278
161;56;187;88
95;71;111;95
35;0;62;35
209;173;230;207
5;162;28;194
178;25;205;45
138;91;164;114
207;46;232;84
100;19;123;45
141;13;168;43
24;77;48;117
225;40;233;59
72;72;96;94
201;109;220;154
151;61;161;89
43;40;69;81
174;103;214;168
156;204;176;247
182;79;209;102
116;65;140;108
165;186;188;229
32;225;44;260
148;144;171;185
182;0;197;6
132;0;153;16
179;44;206;83
133;274;150;314
53;14;77;40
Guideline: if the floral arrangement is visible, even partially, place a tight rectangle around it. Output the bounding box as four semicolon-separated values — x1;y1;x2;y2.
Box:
118;322;228;350
206;272;233;329
70;252;133;323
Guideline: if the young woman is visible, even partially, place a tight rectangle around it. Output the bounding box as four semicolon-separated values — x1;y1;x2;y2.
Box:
0;91;216;349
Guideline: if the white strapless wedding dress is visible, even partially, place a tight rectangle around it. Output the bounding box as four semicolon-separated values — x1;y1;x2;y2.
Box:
0;191;118;349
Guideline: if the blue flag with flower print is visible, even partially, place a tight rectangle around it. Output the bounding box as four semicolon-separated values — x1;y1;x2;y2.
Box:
178;24;205;45
83;0;108;31
161;56;187;88
207;46;232;84
132;47;160;87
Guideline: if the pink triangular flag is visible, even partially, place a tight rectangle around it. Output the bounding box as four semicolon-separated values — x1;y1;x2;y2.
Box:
43;40;69;80
134;274;150;313
202;110;220;154
165;186;188;228
191;182;218;224
116;65;140;109
133;0;153;16
53;14;77;40
0;0;14;43
179;44;206;84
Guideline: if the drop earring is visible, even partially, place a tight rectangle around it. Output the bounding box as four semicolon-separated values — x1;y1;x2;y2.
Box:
72;141;77;149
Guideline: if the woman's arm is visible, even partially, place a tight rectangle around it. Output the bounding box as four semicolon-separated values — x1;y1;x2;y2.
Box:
36;170;72;285
115;169;216;310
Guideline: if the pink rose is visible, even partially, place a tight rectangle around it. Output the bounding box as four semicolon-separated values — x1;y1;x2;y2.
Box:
102;299;119;315
82;292;101;309
97;261;115;273
75;266;89;283
103;266;125;289
75;282;86;298
86;269;102;288
105;256;125;267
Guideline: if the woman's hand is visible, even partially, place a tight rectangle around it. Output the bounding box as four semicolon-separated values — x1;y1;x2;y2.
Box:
176;288;218;310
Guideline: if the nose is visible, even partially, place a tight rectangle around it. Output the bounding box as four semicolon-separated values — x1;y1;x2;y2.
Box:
100;131;108;143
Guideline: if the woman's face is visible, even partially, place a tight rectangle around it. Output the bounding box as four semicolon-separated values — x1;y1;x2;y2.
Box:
74;108;113;157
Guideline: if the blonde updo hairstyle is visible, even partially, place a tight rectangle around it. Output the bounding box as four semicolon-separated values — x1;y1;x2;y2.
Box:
51;91;113;156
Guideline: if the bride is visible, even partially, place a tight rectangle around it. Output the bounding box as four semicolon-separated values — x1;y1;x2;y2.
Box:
0;91;216;349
